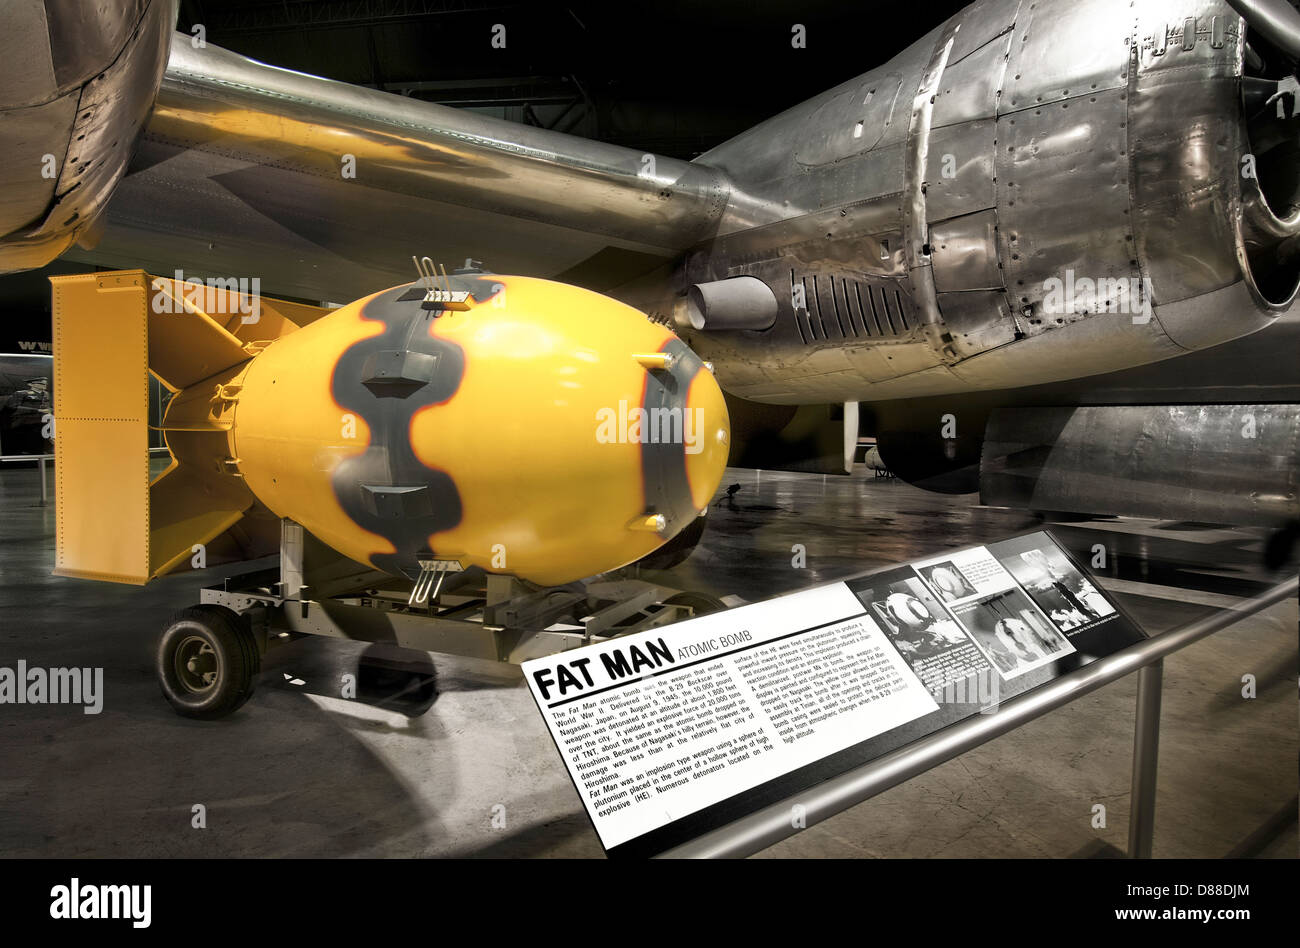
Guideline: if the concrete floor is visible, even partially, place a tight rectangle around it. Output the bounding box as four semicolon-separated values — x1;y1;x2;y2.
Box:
0;463;1295;858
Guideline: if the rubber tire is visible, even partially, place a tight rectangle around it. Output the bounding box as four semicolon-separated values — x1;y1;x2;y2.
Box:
157;605;260;720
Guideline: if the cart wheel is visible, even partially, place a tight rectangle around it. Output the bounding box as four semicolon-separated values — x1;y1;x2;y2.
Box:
663;591;727;620
157;605;260;720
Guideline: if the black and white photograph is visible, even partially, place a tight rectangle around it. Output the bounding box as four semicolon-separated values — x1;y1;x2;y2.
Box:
918;560;979;602
853;575;969;660
843;569;998;695
948;588;1077;679
998;542;1116;633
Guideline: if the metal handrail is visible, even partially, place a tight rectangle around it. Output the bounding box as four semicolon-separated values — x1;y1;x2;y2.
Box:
657;575;1298;858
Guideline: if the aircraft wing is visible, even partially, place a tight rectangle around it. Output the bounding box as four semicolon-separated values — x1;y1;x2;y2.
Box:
69;34;731;302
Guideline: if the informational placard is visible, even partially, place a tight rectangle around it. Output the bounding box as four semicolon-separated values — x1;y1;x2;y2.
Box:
523;530;1144;858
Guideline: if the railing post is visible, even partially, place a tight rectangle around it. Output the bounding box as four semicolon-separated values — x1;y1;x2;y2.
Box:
1128;658;1164;858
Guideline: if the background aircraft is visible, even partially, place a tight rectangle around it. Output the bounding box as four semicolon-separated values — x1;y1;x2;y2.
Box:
0;353;52;456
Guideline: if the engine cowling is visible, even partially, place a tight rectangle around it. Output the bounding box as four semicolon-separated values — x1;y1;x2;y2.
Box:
669;0;1300;406
0;0;174;272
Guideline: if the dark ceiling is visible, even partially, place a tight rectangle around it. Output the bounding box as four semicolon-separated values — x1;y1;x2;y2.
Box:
175;0;972;159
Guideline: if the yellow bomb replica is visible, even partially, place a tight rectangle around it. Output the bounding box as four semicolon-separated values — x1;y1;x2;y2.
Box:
49;270;730;588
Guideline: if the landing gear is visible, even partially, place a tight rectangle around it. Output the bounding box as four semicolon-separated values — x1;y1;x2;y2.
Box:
156;605;261;720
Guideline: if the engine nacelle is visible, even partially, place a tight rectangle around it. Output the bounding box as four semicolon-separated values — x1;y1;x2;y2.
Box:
0;1;174;271
669;0;1300;405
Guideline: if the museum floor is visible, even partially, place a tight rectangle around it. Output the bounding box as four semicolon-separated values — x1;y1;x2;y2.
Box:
0;463;1294;859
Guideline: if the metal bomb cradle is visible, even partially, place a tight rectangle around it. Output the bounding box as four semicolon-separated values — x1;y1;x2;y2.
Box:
167;518;723;719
